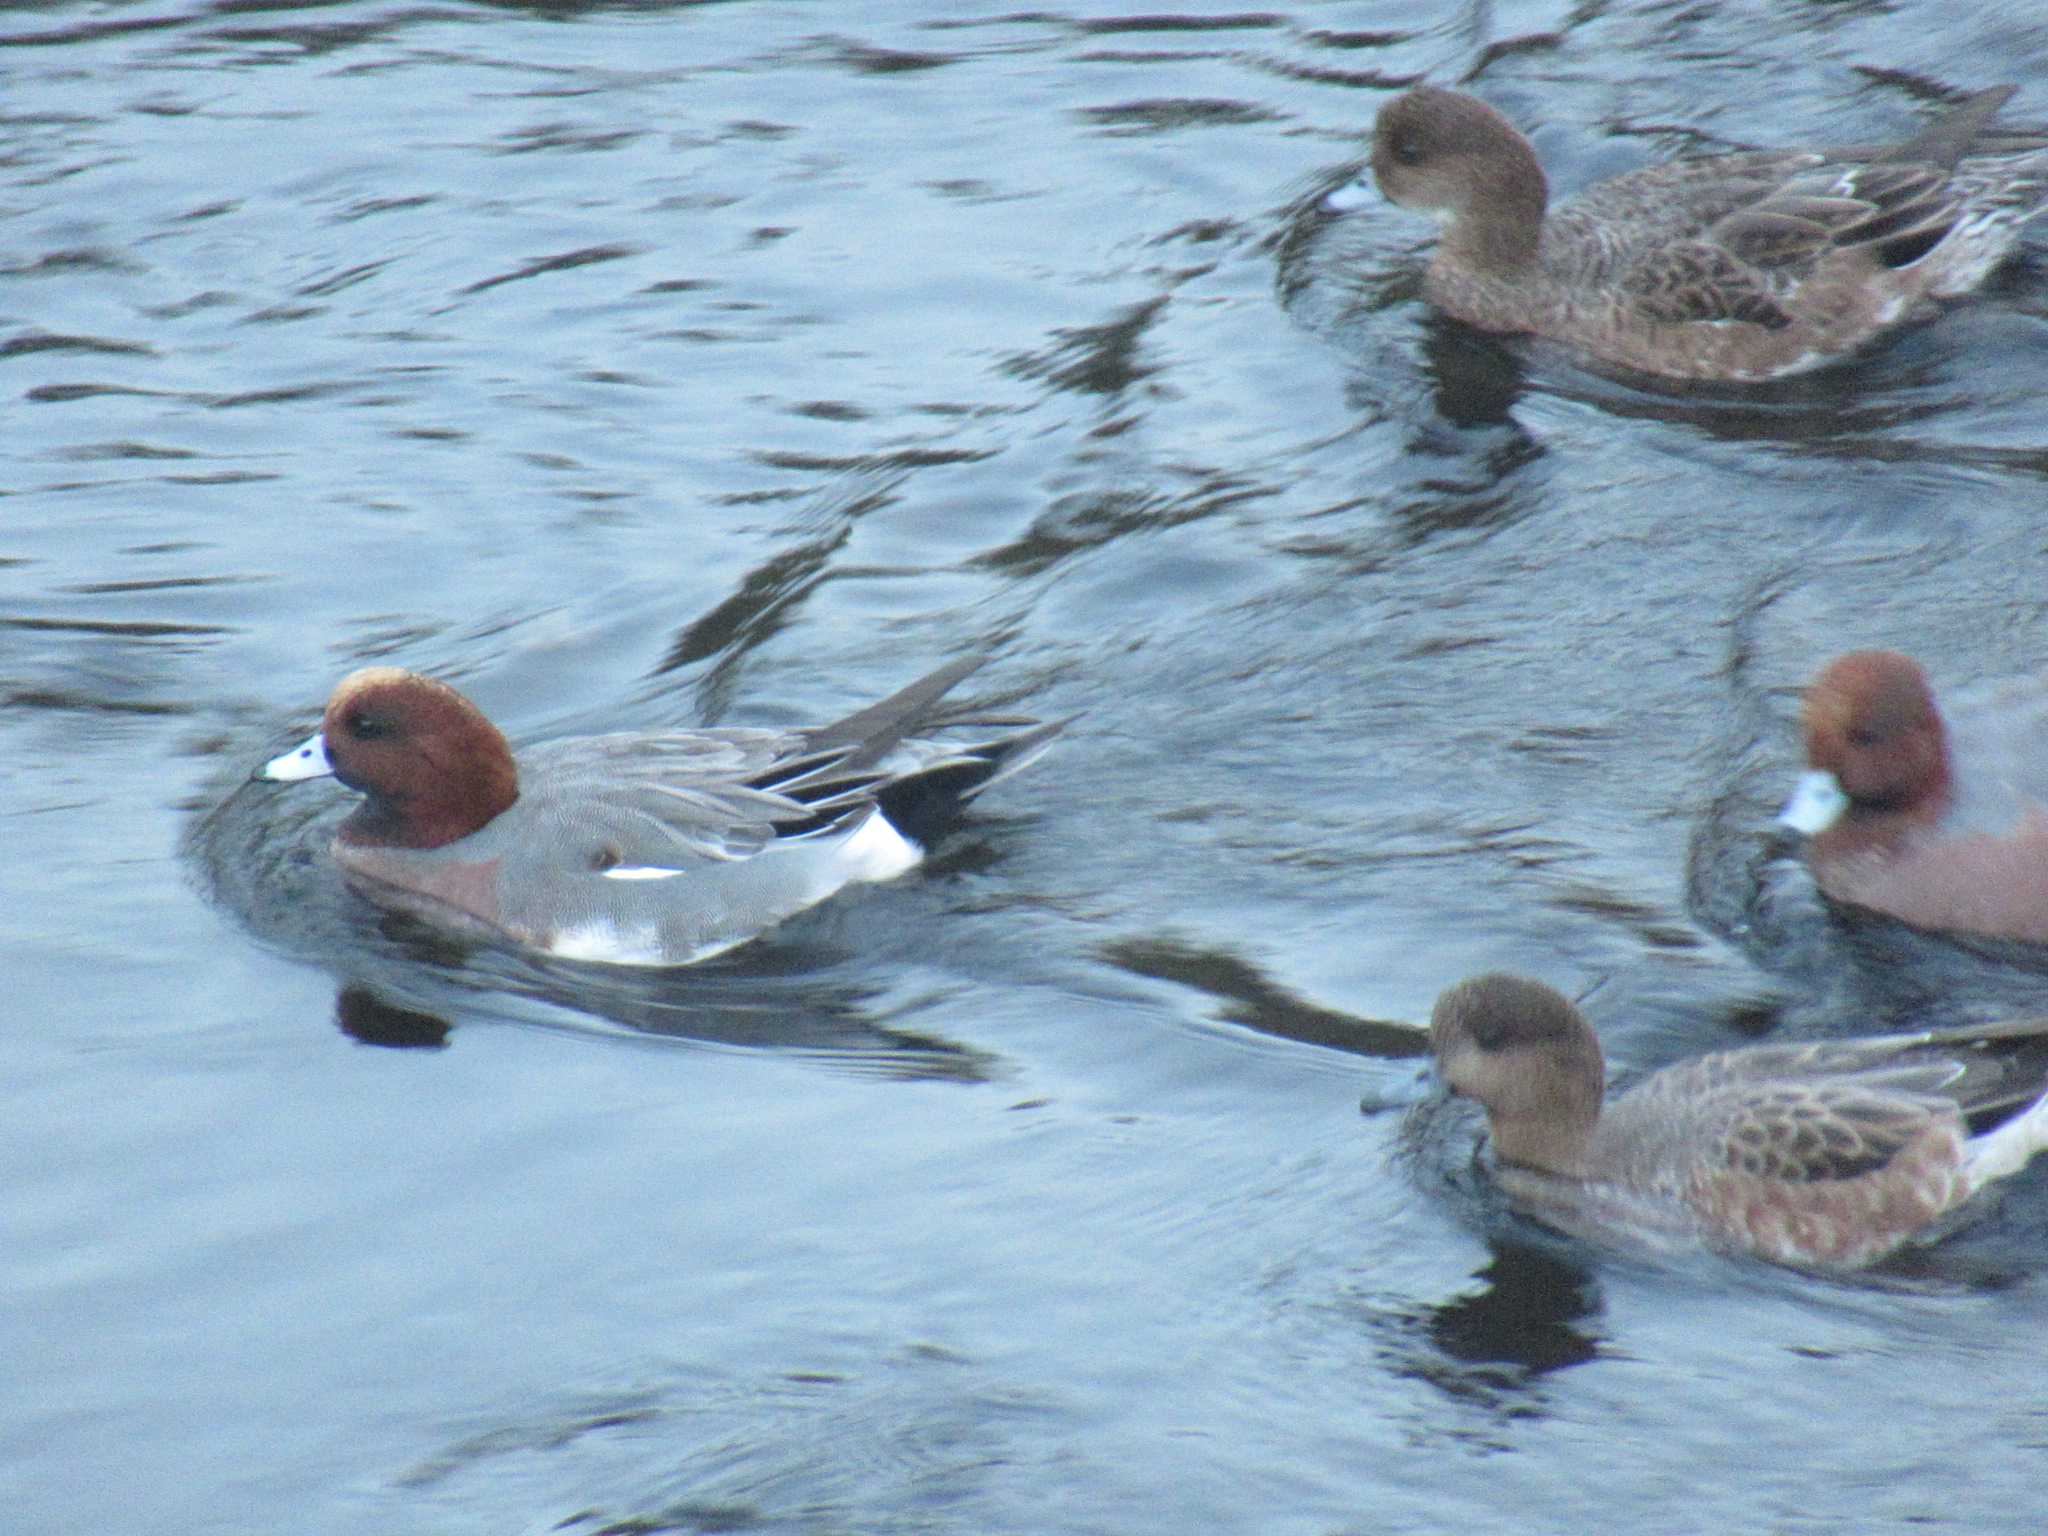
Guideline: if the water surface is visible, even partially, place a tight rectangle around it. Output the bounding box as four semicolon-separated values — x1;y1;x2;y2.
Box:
9;2;2048;1531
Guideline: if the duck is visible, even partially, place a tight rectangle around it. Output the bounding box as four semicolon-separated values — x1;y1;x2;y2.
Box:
1427;972;2048;1270
1322;84;2048;381
1776;650;2048;944
256;656;1062;966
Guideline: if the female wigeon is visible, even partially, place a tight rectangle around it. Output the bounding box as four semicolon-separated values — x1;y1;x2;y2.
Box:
257;657;1061;966
1429;973;2048;1270
1324;85;2048;380
1777;650;2048;944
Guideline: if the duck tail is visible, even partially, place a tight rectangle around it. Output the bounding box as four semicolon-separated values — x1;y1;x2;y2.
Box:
1884;85;2015;169
807;654;990;767
873;714;1070;846
1964;1088;2048;1192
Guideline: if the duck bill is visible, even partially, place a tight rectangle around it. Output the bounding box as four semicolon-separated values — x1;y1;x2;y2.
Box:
1777;769;1849;836
1322;176;1374;215
1360;1061;1438;1115
260;730;335;783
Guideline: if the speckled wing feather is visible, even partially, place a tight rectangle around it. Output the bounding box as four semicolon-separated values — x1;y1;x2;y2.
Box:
515;730;828;869
1714;1081;1945;1183
1552;154;1824;322
1587;144;1977;321
1709;198;1871;269
1619;240;1795;327
1559;151;1815;243
1904;1014;2048;1121
1546;152;1811;284
1679;1036;1961;1086
1650;1023;2048;1184
1759;161;1960;266
501;701;1045;876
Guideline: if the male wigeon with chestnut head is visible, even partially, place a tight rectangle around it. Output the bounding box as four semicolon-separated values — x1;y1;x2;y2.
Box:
1428;972;2048;1271
257;656;1061;966
1323;84;2048;381
1778;650;2048;944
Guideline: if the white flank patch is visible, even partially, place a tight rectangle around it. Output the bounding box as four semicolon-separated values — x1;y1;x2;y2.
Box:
1966;1092;2048;1190
601;864;687;881
837;808;922;884
547;919;666;967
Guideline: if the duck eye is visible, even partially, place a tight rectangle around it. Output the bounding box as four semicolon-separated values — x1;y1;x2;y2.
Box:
1846;725;1881;749
1469;1014;1511;1051
346;710;392;742
1390;136;1423;166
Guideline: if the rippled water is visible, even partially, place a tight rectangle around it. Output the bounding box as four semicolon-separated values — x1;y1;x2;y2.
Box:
11;2;2048;1531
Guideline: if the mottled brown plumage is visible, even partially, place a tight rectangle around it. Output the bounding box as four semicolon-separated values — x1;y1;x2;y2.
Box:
1428;973;2048;1269
1328;85;2048;380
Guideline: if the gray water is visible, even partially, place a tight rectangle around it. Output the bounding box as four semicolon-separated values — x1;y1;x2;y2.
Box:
10;2;2048;1531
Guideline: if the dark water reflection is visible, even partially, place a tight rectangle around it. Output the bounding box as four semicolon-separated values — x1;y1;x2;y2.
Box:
12;1;2048;1531
1385;1242;1606;1414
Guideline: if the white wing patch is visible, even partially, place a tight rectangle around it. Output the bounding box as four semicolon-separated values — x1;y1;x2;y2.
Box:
547;919;666;966
601;865;687;882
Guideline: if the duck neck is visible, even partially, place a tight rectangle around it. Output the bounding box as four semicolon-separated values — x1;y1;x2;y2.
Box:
1862;751;1953;825
1488;1105;1597;1180
340;760;517;850
1441;154;1547;275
